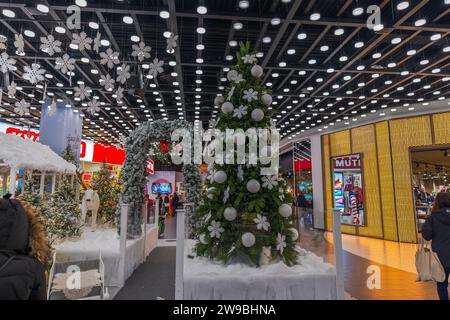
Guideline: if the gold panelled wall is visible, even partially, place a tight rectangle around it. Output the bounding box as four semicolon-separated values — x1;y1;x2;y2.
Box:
389;116;432;243
432;113;450;145
321;111;450;243
329;130;356;235
375;122;398;241
351;125;383;238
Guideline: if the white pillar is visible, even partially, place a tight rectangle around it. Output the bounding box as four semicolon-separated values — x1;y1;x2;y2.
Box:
332;208;345;300
51;173;57;194
21;170;26;193
39;171;46;197
9;168;17;199
118;203;129;287
2;174;8;196
175;208;185;300
311;134;325;229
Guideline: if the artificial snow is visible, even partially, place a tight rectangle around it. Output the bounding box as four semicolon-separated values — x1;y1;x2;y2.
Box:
184;240;337;300
0;133;76;173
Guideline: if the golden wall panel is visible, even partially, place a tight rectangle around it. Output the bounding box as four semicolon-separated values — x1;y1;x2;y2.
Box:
375;122;398;241
329;130;355;235
389;116;432;243
322;135;333;231
351;125;383;238
432;113;450;145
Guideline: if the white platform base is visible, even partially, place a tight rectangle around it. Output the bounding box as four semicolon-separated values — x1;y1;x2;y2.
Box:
183;240;337;300
55;226;158;292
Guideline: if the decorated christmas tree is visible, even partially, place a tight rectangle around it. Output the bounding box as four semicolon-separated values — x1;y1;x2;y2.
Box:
91;161;122;224
194;42;298;267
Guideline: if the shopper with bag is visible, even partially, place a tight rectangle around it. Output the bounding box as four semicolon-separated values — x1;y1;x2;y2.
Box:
422;192;450;300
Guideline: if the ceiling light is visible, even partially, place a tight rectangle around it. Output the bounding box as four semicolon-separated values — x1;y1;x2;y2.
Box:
327;68;335;73
2;9;15;18
160;11;170;19
430;33;442;41
391;37;401;44
239;0;250;9
75;0;87;7
278;62;287;67
297;33;307;40
320;45;329;51
55;26;66;34
37;4;50;13
271;18;281;25
196;44;205;50
334;28;344;36
262;36;272;44
397;1;410;10
287;49;296;55
339;56;348;62
130;35;140;42
308;59;317;65
372;52;382;59
401;71;409;76
81;57;90;63
24;30;35;38
233;22;243;30
354;41;364;48
101;39;110;46
69;43;79;50
415;18;426;26
407;49;416;56
443;46;450;52
197;6;207;14
310;13;321;21
196;27;206;34
256;52;264;58
357;65;365;70
387;62;396;68
420;59;429;65
373;24;384;31
89;22;99;29
352;7;364;16
225;55;233;61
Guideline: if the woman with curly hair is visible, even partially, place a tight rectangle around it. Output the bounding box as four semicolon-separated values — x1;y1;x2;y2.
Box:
0;194;51;300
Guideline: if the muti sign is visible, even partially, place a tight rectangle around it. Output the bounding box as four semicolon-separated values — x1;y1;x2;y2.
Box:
333;155;361;170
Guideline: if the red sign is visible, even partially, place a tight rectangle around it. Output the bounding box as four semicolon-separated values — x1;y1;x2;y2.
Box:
294;159;312;172
333;155;361;170
5;127;40;142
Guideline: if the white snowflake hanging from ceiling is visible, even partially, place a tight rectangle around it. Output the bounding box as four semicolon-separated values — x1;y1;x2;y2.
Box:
55;54;76;74
93;32;102;54
131;41;151;62
0;35;7;50
100;48;120;69
23;63;46;84
148;58;164;78
116;64;131;84
100;74;115;91
40;35;62;56
87;99;101;116
14;99;30;116
74;84;92;101
0;52;16;74
47;99;57;117
72;32;93;51
115;86;124;103
14;34;25;55
7;81;17;98
166;34;178;54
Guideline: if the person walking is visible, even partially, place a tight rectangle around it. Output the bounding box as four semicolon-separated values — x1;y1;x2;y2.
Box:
422;192;450;300
172;192;180;216
0;194;51;300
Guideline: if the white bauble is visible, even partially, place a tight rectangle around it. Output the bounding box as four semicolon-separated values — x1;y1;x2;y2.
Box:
279;204;293;218
241;232;256;248
261;94;273;106
251;108;264;122
221;102;234;114
289;228;299;241
199;234;208;245
251;65;263;78
214;96;225;106
224;207;237;221
207;193;214;200
227;70;239;81
214;171;227;184
246;179;261;193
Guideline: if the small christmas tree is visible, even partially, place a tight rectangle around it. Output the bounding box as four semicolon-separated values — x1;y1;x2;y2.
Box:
194;42;298;267
91;161;121;224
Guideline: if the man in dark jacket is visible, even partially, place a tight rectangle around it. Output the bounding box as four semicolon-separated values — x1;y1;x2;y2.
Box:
0;195;47;300
422;192;450;300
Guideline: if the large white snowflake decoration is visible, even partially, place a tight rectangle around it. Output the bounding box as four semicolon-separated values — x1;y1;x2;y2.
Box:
0;52;16;74
40;35;62;56
166;34;178;53
116;64;131;84
233;105;248;119
14;34;25;55
276;233;287;254
208;220;224;239
243;88;258;102
23;63;46;84
0;35;7;50
148;58;164;78
7;81;17;97
93;32;102;53
115;86;124;103
14;99;30;116
47;99;57;117
262;175;278;190
242;54;257;64
100;74;115;91
100;48;120;69
131;41;151;62
254;214;270;231
55;54;75;74
74;84;91;101
72;32;92;51
87;99;101;115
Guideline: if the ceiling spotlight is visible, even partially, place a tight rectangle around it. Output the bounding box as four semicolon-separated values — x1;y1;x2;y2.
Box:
407;49;417;56
197;6;207;14
373;24;384;31
37;4;50;13
75;0;87;7
372;52;382;59
239;0;250;9
278;62;287;67
415;18;426;26
196;27;206;34
308;59;317;65
196;44;205;50
397;1;410;10
297;32;307;40
229;40;238;47
444;46;450;52
256;52;264;58
130;35;140;42
123;16;133;24
391;37;402;44
320;45;329;52
287;49;296;55
160;10;170;19
101;39;110;46
334;28;344;36
310;13;321;21
352;7;364;16
89;22;99;29
354;41;364;48
271;18;281;25
24;30;35;38
357;65;365;70
163;31;172;38
430;33;442;41
262;36;271;43
225;55;233;61
339;56;348;62
233;22;243;30
2;9;15;18
387;62;396;68
55;26;66;34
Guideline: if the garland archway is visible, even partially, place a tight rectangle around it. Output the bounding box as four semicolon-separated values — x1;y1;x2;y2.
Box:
120;119;201;238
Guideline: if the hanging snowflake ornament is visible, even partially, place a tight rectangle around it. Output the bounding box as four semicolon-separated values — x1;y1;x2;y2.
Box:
115;86;124;103
23;63;46;84
47;100;57;117
0;52;16;74
0;35;7;50
74;84;91;101
207;220;224;239
93;32;102;54
243;88;258;102
7;81;17;97
131;41;151;62
166;34;178;53
254;214;270;231
223;186;230;204
262;175;278;190
242;54;257;64
233;105;248;119
100;48;120;69
40;35;62;56
14;99;30;116
14;34;25;55
87;99;101;115
116;64;131;84
233;73;244;84
276;233;287;254
72;32;92;51
207;169;216;183
100;74;115;91
148;58;164;78
55;54;75;74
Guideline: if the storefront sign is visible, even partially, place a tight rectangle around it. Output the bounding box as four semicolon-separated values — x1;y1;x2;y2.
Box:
333;155;361;170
